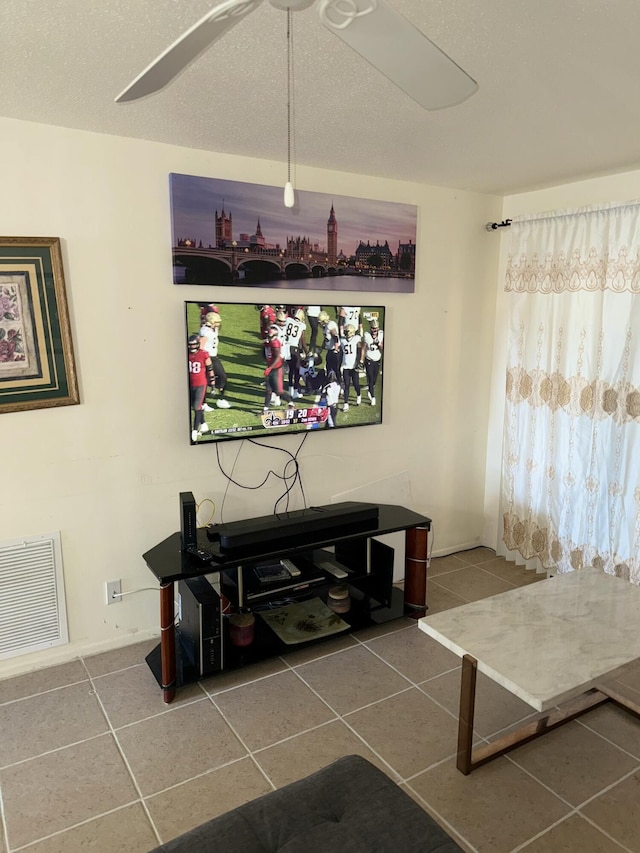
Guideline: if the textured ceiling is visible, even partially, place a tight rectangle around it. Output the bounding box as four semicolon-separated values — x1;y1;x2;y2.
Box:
2;0;640;195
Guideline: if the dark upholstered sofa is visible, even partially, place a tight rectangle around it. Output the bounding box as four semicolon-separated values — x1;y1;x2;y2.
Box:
149;754;462;852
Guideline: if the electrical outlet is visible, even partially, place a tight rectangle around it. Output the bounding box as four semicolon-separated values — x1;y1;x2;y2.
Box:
106;579;122;605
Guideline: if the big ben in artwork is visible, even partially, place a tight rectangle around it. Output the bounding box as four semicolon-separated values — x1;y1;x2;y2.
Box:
327;204;337;264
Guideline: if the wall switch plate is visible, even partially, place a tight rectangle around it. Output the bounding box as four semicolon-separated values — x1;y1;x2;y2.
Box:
106;579;122;605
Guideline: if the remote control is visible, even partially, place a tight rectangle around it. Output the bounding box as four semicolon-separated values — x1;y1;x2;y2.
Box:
318;560;349;579
185;546;214;564
280;558;301;577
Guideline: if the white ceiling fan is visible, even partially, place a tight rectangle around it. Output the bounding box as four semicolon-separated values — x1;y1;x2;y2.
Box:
116;0;477;207
115;0;478;111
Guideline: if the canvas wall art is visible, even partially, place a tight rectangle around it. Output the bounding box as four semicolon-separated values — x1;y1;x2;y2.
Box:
170;174;417;293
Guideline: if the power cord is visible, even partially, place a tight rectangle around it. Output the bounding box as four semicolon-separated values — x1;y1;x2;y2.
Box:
248;432;309;513
110;587;159;601
196;497;216;527
213;433;309;520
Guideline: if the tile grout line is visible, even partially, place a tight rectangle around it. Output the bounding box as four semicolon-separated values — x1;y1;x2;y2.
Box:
202;663;299;698
564;759;640;812
203;692;278;792
143;754;268;801
574;713;640;763
0;676;91;709
576;812;637;853
79;658;163;848
0;730;113;772
289;660;413;722
507;810;582;853
349;637;475;730
402;779;479;853
286;664;456;784
9;802;143;853
251;716;343;757
0;783;9;853
0;657;161;710
286;666;408;782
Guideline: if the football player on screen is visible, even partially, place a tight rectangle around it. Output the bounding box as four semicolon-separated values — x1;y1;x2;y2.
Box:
325;337;343;389
273;310;291;405
340;324;362;411
282;308;308;399
323;371;342;428
199;312;231;408
263;325;293;411
258;305;276;344
360;316;384;406
188;334;215;442
318;310;340;351
338;306;362;337
198;303;219;325
306;306;321;356
300;355;327;401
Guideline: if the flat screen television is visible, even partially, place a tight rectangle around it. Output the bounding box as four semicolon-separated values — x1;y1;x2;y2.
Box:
186;301;385;444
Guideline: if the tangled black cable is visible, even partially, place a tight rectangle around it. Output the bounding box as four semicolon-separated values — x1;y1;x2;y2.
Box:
214;433;309;520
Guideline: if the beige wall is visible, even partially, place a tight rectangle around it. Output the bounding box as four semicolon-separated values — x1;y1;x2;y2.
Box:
0;116;501;676
483;168;640;549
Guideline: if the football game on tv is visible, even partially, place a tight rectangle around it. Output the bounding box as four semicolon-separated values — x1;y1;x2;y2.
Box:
186;302;386;444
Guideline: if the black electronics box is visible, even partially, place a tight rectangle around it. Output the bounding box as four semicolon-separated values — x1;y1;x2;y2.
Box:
178;576;222;676
180;491;197;549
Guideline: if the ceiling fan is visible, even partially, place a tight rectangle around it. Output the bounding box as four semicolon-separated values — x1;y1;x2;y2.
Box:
115;0;478;111
116;0;477;207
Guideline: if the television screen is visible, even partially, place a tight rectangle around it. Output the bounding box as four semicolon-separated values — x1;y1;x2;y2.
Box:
186;302;385;444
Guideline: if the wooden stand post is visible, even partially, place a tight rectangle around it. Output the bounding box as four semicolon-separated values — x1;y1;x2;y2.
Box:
159;581;176;703
404;524;429;617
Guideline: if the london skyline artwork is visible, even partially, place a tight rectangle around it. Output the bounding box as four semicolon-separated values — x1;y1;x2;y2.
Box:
169;173;418;293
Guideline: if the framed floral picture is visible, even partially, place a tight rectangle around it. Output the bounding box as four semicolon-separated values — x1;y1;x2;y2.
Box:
0;237;79;414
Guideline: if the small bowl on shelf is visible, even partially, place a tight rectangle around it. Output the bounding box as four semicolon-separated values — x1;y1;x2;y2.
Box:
327;585;351;614
229;611;256;647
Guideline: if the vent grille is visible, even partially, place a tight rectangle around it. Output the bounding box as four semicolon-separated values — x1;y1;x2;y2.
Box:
0;532;69;660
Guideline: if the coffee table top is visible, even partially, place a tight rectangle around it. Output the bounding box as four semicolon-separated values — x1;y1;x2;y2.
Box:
418;568;640;711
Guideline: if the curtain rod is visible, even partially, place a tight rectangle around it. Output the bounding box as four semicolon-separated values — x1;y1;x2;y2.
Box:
486;201;640;231
485;219;512;231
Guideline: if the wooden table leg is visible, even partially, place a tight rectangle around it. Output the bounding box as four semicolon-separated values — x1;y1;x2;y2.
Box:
404;524;429;617
160;581;176;704
457;654;478;775
456;654;612;775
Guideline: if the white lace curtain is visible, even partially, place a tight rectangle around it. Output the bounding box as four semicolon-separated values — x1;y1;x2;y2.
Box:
498;201;640;582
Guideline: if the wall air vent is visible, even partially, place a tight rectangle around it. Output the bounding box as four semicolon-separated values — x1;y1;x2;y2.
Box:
0;532;69;661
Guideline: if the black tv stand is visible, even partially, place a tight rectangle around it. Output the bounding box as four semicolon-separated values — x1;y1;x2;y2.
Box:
142;502;431;703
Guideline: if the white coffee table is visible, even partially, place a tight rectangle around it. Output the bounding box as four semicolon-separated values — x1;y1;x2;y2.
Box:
418;567;640;774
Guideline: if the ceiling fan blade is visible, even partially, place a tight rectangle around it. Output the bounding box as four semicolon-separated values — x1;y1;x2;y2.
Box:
115;0;263;103
317;0;478;111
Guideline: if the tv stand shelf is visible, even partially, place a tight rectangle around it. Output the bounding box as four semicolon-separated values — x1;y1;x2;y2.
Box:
142;503;431;703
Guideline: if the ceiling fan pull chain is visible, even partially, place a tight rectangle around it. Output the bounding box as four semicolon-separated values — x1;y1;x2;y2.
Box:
284;7;296;207
287;8;292;185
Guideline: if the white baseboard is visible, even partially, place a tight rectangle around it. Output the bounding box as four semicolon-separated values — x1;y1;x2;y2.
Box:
0;628;160;680
430;541;494;559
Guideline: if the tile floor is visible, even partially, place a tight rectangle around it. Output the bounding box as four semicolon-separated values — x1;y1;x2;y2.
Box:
1;548;640;852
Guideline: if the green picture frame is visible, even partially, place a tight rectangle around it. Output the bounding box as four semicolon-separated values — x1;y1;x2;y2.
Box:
0;237;79;414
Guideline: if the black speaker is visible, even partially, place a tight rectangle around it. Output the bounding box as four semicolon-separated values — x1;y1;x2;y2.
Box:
180;491;197;549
